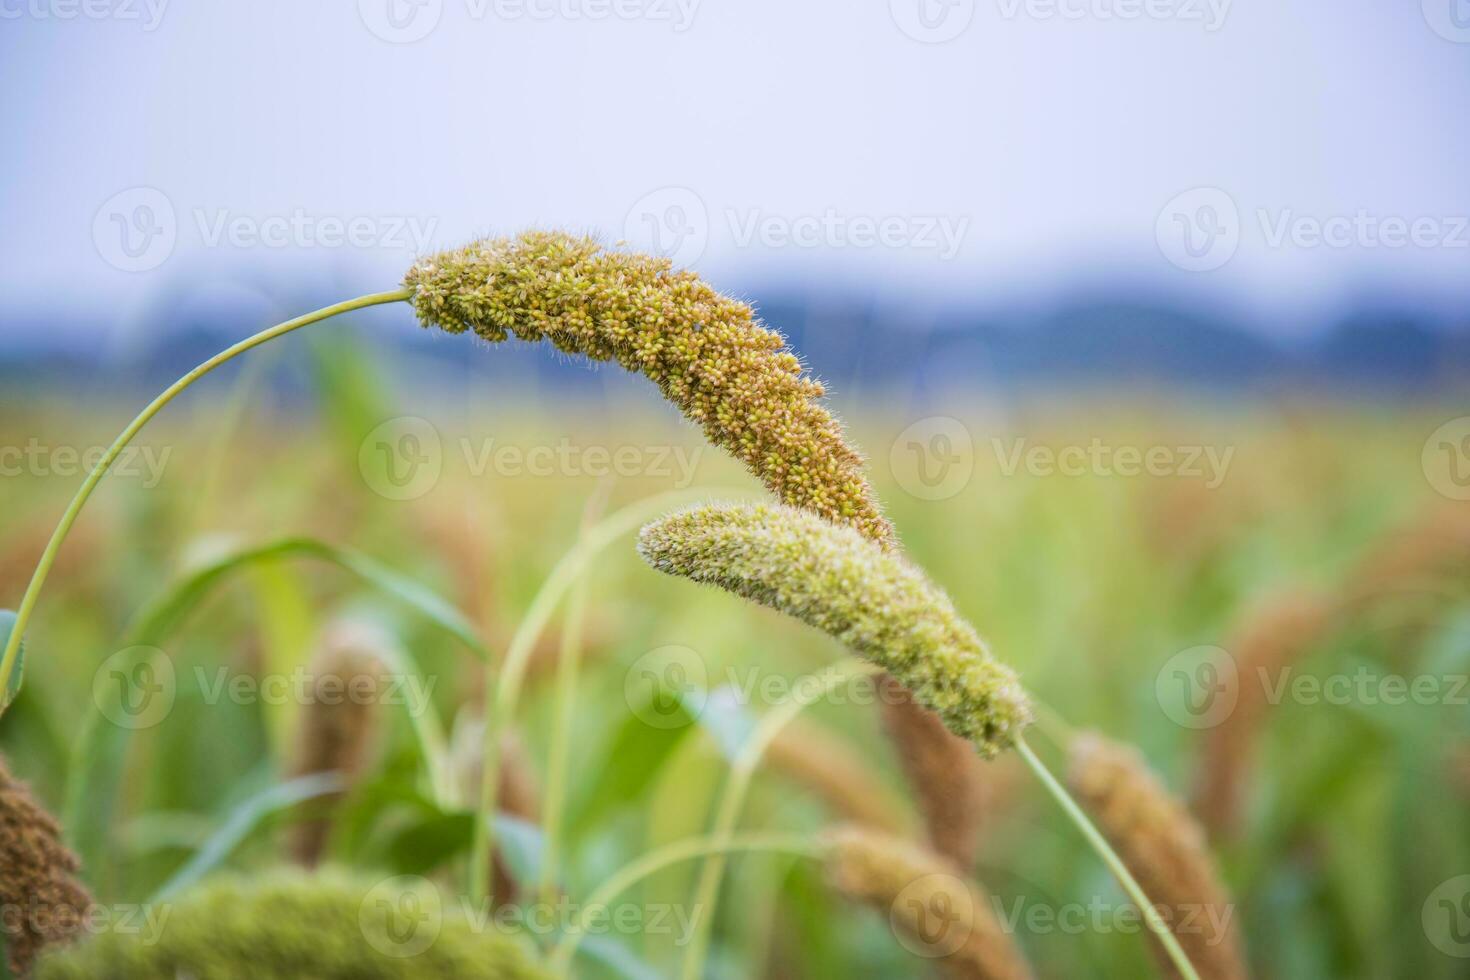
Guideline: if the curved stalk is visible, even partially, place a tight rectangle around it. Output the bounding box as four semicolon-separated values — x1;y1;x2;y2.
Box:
537;562;590;907
680;659;882;980
549;831;821;975
0;288;415;705
1016;734;1201;980
471;486;756;907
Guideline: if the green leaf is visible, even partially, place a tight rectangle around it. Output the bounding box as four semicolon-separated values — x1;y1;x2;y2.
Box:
493;813;545;888
124;537;488;661
149;771;346;902
66;536;474;890
387;811;476;875
570;707;693;839
0;610;25;715
246;560;317;753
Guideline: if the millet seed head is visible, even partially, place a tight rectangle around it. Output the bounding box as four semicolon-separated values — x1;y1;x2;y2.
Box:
821;824;1033;980
636;503;1031;757
34;871;553;980
405;231;894;546
0;756;92;976
1070;732;1248;980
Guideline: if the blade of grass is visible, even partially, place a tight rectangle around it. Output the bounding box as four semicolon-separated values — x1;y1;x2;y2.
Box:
1017;733;1202;980
471;486;756;908
65;535;468;882
550;831;822;975
537;482;610;908
680;659;881;980
148;771;346;902
0;288;415;715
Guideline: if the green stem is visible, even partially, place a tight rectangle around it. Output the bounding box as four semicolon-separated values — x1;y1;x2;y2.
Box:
680;659;882;980
0;288;415;706
471;486;755;908
1016;733;1202;980
549;831;821;976
538;555;590;907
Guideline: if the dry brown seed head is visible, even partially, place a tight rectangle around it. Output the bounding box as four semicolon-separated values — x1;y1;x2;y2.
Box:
1071;733;1249;980
822;824;1032;980
0;755;93;976
286;620;389;868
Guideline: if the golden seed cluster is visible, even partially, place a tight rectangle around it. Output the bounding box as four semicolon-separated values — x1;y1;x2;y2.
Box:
405;231;894;545
637;503;1031;757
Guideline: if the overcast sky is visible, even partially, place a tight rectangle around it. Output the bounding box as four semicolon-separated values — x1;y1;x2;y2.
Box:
2;0;1468;341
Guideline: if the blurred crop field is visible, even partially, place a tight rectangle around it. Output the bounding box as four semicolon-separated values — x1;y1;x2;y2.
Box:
1;328;1468;979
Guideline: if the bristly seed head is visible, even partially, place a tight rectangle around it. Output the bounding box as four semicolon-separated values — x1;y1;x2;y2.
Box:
405;231;895;546
636;503;1031;757
0;755;92;976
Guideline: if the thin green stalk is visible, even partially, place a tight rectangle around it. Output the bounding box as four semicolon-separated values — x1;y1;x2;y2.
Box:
0;288;415;707
538;556;590;907
549;831;821;976
680;659;882;980
1016;733;1201;980
471;486;755;908
538;482;611;908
